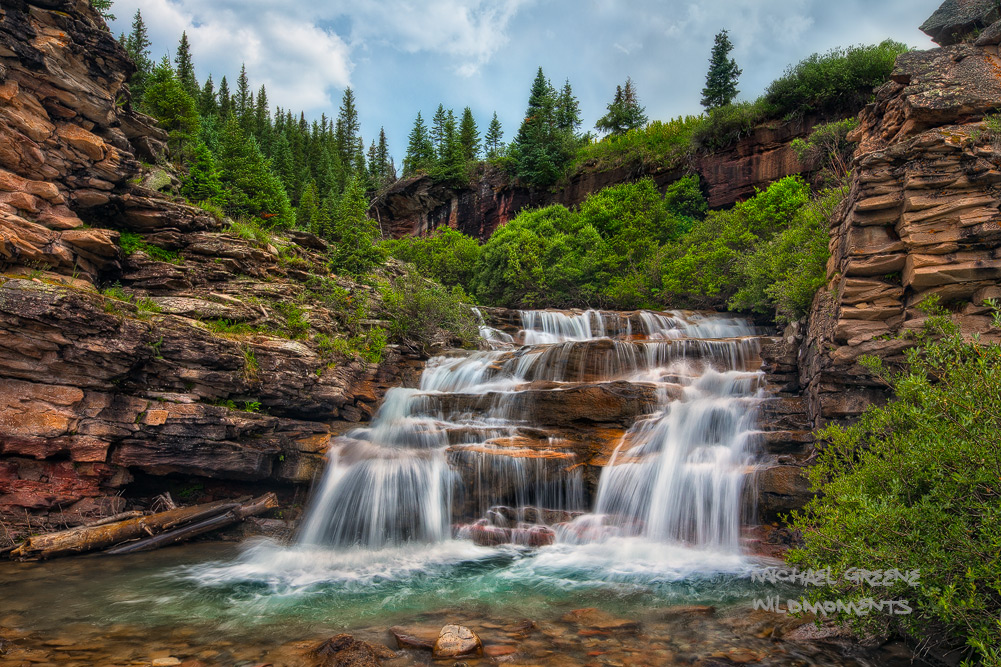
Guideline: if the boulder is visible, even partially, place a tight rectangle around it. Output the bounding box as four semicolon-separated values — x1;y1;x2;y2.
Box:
432;625;482;659
920;0;1001;45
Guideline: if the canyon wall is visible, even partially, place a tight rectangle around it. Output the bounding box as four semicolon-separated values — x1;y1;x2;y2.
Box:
373;117;822;241
0;0;420;535
801;36;1001;427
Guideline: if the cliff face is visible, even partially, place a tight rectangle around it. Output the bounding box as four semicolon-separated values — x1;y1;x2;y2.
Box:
801;41;1001;425
0;1;421;534
373;117;822;241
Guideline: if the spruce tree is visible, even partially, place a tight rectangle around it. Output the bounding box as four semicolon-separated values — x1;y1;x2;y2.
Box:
430;104;449;157
403;112;434;176
199;75;218;117
181;140;223;203
142;57;199;157
235;64;251;124
329;176;384;275
124;10;153;103
484;112;504;159
701;29;742;110
595;77;647;136
555;80;582;133
510;67;579;186
255;85;271;145
174;32;199;99
296;180;321;231
459;107;480;162
334;88;360;175
218;76;232;118
433;111;467;185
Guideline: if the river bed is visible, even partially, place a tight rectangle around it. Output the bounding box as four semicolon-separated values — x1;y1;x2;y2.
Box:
0;539;916;666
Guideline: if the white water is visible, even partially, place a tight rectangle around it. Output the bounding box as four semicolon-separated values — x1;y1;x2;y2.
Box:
297;308;765;561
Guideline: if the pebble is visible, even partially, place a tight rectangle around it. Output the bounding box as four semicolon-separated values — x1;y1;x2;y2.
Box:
151;658;182;666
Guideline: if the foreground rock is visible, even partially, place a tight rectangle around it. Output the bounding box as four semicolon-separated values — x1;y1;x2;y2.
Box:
312;634;395;667
432;624;482;659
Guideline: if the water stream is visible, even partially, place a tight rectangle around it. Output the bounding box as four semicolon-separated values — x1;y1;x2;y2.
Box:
0;309;914;665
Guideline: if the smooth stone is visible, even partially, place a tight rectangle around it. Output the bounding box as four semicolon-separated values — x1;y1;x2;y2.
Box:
432;624;482;659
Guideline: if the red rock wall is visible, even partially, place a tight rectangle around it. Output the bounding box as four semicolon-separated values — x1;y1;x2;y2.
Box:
801;44;1001;425
372;117;823;241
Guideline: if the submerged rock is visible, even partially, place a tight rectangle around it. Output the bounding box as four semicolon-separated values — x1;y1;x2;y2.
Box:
312;634;395;666
432;624;482;659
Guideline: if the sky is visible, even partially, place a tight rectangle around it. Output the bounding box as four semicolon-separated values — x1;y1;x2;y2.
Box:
107;1;940;166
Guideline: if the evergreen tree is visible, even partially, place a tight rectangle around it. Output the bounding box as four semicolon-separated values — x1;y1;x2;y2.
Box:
368;127;393;186
430;104;449;157
91;0;115;20
216;115;294;227
218;75;232;118
181;140;223;203
433;111;467;185
142;57;199;157
459;107;480;162
254;85;271;146
701;29;742;110
555;80;582;133
235;64;251;125
296;180;321;231
510;67;580;186
174;32;199;99
403;112;435;176
124;10;153;103
334;88;360;175
329;176;384;275
199;75;218;117
484;112;504;159
595;77;647;136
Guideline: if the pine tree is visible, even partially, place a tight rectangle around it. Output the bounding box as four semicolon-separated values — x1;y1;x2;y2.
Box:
174;32;199;99
433;111;467;185
430;104;449;157
142;57;199;157
484;112;504;158
217;115;294;227
254;85;271;145
403;112;434;176
369;127;393;186
124;10;153;103
459;107;480;162
510;67;579;186
555;80;582;133
218;76;232;118
235;64;251;122
329;176;384;275
181;140;223;203
701;29;742;110
595;77;647;136
296;180;321;231
199;75;217;117
334;88;360;175
91;0;115;20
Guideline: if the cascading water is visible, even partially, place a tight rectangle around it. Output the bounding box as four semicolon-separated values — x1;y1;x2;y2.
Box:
297;307;768;556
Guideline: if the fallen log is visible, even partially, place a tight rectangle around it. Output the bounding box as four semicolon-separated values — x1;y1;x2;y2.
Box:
9;498;248;561
84;510;145;527
105;493;278;555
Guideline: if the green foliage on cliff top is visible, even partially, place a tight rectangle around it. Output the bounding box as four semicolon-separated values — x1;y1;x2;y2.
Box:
381;227;481;289
787;300;1001;666
469;175;836;321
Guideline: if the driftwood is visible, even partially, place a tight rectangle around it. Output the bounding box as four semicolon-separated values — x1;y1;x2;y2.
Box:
84;510;145;527
106;493;278;555
9;497;251;561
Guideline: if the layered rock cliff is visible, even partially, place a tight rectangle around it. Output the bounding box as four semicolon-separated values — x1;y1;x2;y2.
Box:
801;38;1001;426
373;116;824;241
0;0;420;538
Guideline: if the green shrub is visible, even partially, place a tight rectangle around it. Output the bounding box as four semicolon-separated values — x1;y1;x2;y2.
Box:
765;40;908;118
791;118;859;183
381;273;479;350
204;318;257;335
573;116;700;171
787;300;1001;666
472;179;693;309
729;185;845;322
381;227;481;288
118;231;181;264
228;218;272;246
276;301;310;339
691;98;774;151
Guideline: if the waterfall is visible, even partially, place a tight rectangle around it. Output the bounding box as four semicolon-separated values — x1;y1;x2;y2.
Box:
297;308;765;554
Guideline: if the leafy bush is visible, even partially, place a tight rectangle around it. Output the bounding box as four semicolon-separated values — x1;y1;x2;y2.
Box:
118;231;181;264
657;176;817;309
791;118;859;183
228;218;272;246
382;227;481;288
787;301;1001;665
381;273;479;351
729;185;845;322
765;40;908;118
691;98;774;151
574;116;700;171
472;179;692;309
